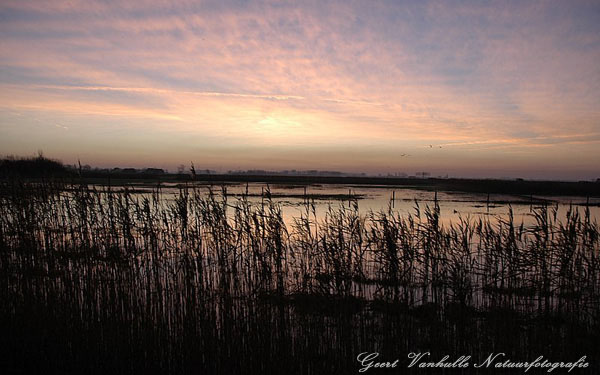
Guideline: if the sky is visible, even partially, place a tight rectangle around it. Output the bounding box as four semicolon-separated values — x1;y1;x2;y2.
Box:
1;0;599;180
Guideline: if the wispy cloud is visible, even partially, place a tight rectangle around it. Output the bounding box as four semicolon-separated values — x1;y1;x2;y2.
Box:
1;0;599;178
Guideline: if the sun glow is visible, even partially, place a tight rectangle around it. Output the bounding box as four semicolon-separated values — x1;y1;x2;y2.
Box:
1;0;599;179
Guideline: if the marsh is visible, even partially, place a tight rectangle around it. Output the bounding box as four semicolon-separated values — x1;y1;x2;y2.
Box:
1;179;598;374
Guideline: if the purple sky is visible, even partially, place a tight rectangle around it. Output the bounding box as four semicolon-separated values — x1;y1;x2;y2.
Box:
1;0;599;179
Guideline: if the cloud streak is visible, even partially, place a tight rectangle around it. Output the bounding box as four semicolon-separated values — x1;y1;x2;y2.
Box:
1;0;599;178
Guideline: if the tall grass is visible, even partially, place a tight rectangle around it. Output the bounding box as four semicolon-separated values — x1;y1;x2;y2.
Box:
0;179;598;374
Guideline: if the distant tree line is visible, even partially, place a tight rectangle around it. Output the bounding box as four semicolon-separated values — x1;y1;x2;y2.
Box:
0;154;171;179
227;169;366;177
0;154;69;178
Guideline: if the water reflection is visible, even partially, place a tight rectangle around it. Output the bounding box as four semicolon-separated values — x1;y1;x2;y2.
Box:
115;182;600;227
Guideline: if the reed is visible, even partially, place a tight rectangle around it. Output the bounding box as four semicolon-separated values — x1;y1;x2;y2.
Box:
0;178;598;374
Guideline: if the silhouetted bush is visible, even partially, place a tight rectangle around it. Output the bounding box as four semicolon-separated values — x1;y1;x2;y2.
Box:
0;154;68;178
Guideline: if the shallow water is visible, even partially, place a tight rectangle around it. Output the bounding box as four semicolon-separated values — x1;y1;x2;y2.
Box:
113;182;600;227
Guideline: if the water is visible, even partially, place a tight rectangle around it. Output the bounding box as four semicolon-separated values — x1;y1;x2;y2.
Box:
113;181;600;227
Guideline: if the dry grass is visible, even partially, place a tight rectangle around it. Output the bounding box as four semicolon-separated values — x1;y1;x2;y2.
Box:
0;179;598;374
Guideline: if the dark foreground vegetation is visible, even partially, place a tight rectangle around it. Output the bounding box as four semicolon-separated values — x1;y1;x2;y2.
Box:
1;180;599;373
